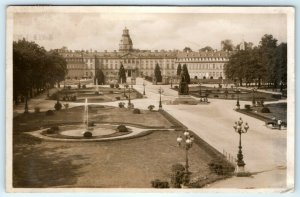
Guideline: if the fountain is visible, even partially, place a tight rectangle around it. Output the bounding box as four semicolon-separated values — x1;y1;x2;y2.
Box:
83;98;93;137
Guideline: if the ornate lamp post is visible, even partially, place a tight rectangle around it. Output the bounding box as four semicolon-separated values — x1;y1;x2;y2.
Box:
252;88;257;106
128;85;132;106
176;130;194;182
233;117;249;173
198;82;202;96
24;94;29;114
158;87;164;110
123;83;128;97
236;88;240;109
143;80;146;95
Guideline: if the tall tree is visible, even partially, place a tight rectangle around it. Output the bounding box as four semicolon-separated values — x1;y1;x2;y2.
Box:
199;46;214;52
13;39;67;103
118;63;126;84
258;34;278;87
154;63;162;83
221;39;234;51
95;68;105;85
176;64;182;76
182;64;190;84
275;43;287;85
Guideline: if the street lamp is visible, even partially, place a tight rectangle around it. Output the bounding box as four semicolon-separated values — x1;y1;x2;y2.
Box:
236;88;240;110
143;80;146;96
233;117;249;173
176;130;194;182
123;83;128;97
198;82;202;97
158;87;164;110
252;88;257;106
128;85;132;106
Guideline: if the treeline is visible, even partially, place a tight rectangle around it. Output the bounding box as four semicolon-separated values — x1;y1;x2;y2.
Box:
224;34;287;88
13;39;67;104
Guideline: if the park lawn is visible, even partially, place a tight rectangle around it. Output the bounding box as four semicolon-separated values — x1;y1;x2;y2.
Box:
238;103;287;123
13;130;215;188
55;87;142;103
189;86;279;101
13;106;173;133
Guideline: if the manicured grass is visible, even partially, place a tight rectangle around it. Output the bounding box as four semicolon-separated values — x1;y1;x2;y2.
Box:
13;105;173;133
13;130;216;188
50;87;143;103
238;103;287;122
188;86;280;101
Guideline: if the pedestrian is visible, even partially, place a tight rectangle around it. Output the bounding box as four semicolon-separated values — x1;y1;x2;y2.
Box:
277;119;282;130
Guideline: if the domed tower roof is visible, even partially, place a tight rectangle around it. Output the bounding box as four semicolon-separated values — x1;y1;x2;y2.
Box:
119;27;133;52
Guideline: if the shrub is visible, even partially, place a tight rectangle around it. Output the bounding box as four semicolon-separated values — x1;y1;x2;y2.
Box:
83;131;93;138
45;110;54;116
115;84;119;88
151;179;170;188
64;103;69;109
174;85;179;89
208;158;235;175
244;104;251;110
71;95;77;101
110;84;115;88
115;96;121;100
34;107;40;113
88;122;95;127
128;103;134;109
109;90;114;94
231;94;235;98
236;172;252;177
133;108;141;114
148;105;155;111
118;102;125;108
214;95;219;98
261;107;271;113
272;94;282;99
67;86;71;90
54;101;62;111
49;92;59;100
82;84;87;89
117;125;128;132
95;91;99;95
170;163;186;188
46;126;59;134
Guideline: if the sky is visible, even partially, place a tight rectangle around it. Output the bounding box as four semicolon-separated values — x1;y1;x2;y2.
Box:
12;9;287;52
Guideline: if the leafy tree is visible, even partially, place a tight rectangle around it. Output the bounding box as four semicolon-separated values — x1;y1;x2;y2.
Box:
154;63;162;83
221;39;234;51
258;34;278;87
182;64;190;84
275;43;287;85
224;34;286;89
183;47;192;53
118;63;126;84
13;39;67;104
176;64;182;76
199;46;214;52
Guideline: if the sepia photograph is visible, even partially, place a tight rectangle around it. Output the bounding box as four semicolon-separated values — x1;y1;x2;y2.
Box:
6;6;295;192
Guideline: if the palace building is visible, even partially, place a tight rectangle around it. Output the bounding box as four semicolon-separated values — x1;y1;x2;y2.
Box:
56;27;232;83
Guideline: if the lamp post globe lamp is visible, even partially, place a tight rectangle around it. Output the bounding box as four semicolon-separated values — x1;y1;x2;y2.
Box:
233;117;249;173
236;88;240;110
158;87;164;110
177;130;194;183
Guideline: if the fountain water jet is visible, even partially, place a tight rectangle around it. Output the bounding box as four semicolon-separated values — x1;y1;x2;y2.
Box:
83;98;93;137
